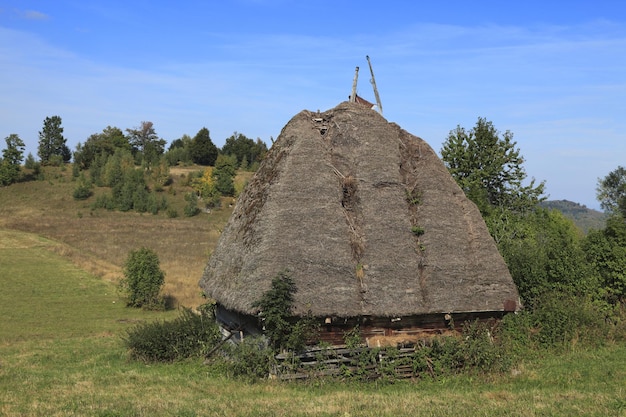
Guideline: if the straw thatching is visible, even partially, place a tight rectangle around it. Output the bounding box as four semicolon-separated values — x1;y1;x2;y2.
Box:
199;101;519;320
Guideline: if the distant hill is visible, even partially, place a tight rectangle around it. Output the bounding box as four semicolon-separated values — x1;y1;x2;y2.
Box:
540;200;607;233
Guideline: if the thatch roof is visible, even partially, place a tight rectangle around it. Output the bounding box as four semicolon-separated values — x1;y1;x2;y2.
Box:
199;102;520;318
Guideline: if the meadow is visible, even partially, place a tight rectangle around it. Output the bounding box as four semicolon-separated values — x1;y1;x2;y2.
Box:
0;165;244;307
1;167;625;416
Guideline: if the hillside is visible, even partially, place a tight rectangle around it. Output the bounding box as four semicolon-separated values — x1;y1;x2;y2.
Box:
540;199;607;233
0;164;250;308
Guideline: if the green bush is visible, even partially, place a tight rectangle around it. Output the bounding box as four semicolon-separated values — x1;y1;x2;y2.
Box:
119;247;165;309
183;192;200;217
425;336;464;375
166;208;179;218
92;193;115;210
530;292;610;349
24;153;37;169
459;320;511;372
72;182;92;200
252;270;302;352
124;308;221;362
498;311;535;357
217;337;275;380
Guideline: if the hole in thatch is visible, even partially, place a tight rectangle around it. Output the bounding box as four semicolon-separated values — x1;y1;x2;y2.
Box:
341;176;358;211
350;233;364;259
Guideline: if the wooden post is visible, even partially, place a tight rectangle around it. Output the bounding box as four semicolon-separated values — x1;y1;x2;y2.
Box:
350;66;359;102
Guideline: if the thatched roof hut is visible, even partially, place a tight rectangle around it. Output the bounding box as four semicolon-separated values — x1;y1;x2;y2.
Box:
200;102;519;342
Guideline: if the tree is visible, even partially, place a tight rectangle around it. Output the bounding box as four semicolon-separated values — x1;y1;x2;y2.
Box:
221;132;267;170
439;119;603;310
212;154;237;196
38;116;71;164
189;127;218;166
441;118;545;214
583;216;626;305
74;126;130;169
126;121;166;167
119;247;165;309
189;167;220;208
0;134;25;186
165;134;192;166
596;166;626;217
252;270;297;352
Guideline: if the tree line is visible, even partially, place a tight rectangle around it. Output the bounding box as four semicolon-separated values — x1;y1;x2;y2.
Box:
1;116;268;215
1;115;267;180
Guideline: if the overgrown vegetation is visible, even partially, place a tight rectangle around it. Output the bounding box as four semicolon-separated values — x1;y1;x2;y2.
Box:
124;307;221;362
251;270;318;353
184;266;622;381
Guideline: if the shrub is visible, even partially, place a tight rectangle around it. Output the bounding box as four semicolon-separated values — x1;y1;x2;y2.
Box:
183;192;200;217
252;270;297;352
166;208;179;218
218;337;275;380
24;152;37;169
72;182;92;200
426;336;464;375
498;311;535;357
530;292;610;349
132;184;150;213
459;320;511;372
124;308;221;362
92;193;115;210
48;154;64;167
119;247;165;309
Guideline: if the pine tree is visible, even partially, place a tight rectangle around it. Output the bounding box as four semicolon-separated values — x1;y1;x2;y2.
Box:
0;134;25;186
189;127;218;166
38;116;70;165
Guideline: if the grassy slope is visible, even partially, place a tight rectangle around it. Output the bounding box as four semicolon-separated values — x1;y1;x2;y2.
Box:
0;165;250;308
1;229;626;416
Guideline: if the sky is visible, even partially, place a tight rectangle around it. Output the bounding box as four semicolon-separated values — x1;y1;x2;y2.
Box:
1;1;625;209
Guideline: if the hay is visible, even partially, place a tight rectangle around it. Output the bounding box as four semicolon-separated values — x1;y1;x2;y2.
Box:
199;102;519;318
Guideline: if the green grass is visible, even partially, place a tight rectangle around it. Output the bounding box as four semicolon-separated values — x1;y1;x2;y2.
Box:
0;229;176;342
1;229;626;416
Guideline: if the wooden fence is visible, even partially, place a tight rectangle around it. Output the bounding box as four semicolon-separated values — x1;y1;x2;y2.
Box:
272;343;434;380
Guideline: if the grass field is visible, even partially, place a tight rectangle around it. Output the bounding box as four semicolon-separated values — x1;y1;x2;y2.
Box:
1;226;626;416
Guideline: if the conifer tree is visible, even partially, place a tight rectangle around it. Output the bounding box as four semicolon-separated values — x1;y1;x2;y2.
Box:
0;134;25;185
38;116;70;164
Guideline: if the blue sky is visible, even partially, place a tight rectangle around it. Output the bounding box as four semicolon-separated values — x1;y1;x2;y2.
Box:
1;1;625;209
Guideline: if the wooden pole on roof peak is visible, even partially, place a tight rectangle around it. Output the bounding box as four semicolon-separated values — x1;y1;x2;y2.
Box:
350;66;359;102
366;55;383;115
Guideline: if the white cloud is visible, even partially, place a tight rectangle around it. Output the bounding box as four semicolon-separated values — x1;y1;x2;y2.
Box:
18;9;49;20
